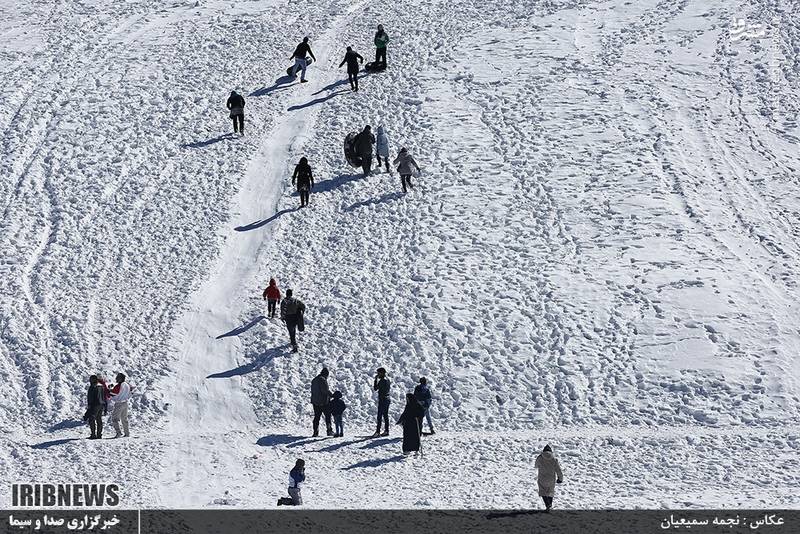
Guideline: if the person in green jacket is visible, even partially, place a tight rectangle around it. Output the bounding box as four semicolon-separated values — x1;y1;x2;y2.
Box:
374;24;389;67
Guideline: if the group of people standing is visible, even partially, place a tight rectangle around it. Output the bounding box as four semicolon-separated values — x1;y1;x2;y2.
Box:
83;373;133;439
262;278;306;353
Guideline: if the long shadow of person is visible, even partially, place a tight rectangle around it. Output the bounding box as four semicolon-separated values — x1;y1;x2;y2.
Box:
181;133;235;148
216;316;266;339
206;345;288;378
250;75;296;97
235;207;299;232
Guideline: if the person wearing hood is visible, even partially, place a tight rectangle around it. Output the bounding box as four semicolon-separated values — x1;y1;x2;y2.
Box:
292;157;314;208
310;368;333;437
339;46;364;91
354;125;375;176
262;278;281;318
535;445;564;512
393;147;421;193
330;391;347;437
374;24;390;67
397;393;425;455
226;90;245;135
290;37;317;83
375;126;390;172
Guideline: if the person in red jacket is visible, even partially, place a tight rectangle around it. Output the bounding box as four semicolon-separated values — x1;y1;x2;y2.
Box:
263;278;281;318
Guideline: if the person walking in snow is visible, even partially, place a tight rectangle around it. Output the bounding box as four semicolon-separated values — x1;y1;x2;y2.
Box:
339;46;364;92
84;375;105;440
278;459;306;506
535;444;564;512
354;125;375;176
262;278;281;318
311;368;333;437
292;157;314;208
110;373;132;438
330;391;347;437
393;147;421;193
226;90;245;135
413;377;435;435
375;126;390;173
372;367;391;437
397;393;425;455
290;37;317;83
374;24;390;67
280;289;306;353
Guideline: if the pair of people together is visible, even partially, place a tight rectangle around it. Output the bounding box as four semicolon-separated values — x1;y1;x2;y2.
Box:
84;373;132;439
310;368;347;437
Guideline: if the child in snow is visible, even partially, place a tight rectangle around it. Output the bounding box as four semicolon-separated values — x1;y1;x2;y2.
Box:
393;147;421;193
262;278;281;318
330;391;347;437
376;126;390;172
277;459;305;506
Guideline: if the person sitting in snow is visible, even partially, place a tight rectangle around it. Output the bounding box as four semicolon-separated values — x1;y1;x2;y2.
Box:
277;459;306;506
535;444;564;512
262;278;281;318
330;391;347;437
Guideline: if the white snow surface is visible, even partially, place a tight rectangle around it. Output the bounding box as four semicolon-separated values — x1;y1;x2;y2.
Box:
1;0;800;509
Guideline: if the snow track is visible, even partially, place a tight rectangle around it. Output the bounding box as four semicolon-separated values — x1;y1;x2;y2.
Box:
1;0;799;509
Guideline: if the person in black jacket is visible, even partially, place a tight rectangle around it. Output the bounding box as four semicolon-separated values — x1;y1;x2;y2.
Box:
280;289;306;352
84;375;105;439
397;393;425;454
226;90;245;134
354;125;375;176
371;367;390;437
290;37;317;83
292;157;314;207
330;391;347;437
339;46;364;91
310;368;333;437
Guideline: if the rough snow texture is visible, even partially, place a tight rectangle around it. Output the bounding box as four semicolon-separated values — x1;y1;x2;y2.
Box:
1;0;799;509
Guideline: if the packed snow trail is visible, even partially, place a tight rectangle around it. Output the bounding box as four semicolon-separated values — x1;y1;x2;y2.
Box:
1;0;800;510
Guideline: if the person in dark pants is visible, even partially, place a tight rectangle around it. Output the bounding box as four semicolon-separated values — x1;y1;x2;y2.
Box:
84;375;105;439
374;24;389;67
354;125;375;176
339;46;364;91
292;157;314;207
290;37;317;82
310;368;333;437
226;90;245;134
393;147;421;193
330;391;347;437
262;278;281;318
397;393;425;455
371;367;391;437
280;289;306;353
413;376;435;434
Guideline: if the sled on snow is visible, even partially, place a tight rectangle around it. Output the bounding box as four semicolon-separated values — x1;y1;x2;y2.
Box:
364;61;386;73
286;56;315;77
344;132;362;168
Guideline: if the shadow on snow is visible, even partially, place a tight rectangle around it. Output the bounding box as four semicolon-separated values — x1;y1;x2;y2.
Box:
206;345;287;379
234;208;298;232
215;316;266;339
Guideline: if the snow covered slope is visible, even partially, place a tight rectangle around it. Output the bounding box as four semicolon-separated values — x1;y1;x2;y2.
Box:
1;0;799;508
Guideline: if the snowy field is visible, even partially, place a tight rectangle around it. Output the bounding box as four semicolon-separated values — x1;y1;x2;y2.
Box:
1;0;799;509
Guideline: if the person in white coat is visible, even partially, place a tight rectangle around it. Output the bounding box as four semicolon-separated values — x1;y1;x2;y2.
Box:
375;126;390;173
393;147;421;193
109;373;133;438
535;444;563;511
